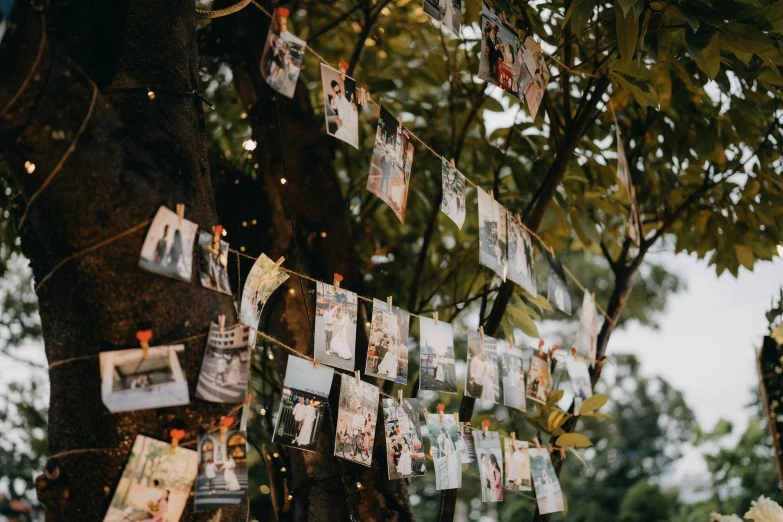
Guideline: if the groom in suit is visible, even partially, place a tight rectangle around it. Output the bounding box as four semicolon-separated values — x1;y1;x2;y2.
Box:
379;148;392;197
323;304;337;355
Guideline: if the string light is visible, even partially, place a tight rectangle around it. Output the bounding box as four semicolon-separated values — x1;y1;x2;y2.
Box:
268;352;274;360
259;408;267;415
320;231;327;238
280;467;286;472
356;482;363;489
280;178;287;185
259;485;270;494
147;89;155;99
222;228;228;237
243;139;257;151
24;161;35;174
273;452;279;458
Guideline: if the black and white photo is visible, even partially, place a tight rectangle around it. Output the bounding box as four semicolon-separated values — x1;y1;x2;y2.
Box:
566;354;593;402
546;253;571;315
334;375;379;467
441;158;466;229
457;423;477;470
418;316;457;394
195;322;251;403
382;398;426;480
475;430;504;502
139;205;197;282
260;8;306;98
314;281;359;371
501;343;526;411
367;106;414;223
422;0;462;37
526;350;550;404
464;331;500;404
478;187;508;280
504;439;532;492
478;1;527;100
574;289;598;363
321;63;359;148
239;253;289;346
425;413;462;490
194;425;248;511
530;446;565;514
365;298;410;384
507;211;536;296
197;230;231;295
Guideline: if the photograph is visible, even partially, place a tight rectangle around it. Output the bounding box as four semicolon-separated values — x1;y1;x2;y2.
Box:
457;424;477;470
522;37;551;120
194;424;248;511
475;430;504;502
321;63;359;148
478;187;508;280
100;345;189;413
478;1;527;100
574;289;598;363
530;446;565;514
197;230;231;295
504;439;532;492
195;322;251;403
139;205;198;282
425;413;462;490
239;253;289;346
422;0;462;37
102;434;197;522
501;343;526;411
382;398;427;480
365;298;410;384
526;350;551;405
464;331;500;404
507;211;536;296
418;316;458;394
314;281;359;371
367;106;415;223
566;354;593;402
260;8;306;98
546;253;572;315
616;126;643;243
273;355;334;453
334;375;380;467
440;158;466;229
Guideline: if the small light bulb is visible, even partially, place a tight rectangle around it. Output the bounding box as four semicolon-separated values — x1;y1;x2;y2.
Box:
356;482;362;489
242;221;248;227
280;178;287;185
221;228;227;236
243;139;257;151
280;467;286;472
241;112;248;119
268;352;274;360
252;219;257;225
24;161;35;174
240;246;246;252
260;408;267;415
287;494;293;500
320;231;327;238
259;485;270;494
147;90;155;99
288;288;295;295
273;452;279;458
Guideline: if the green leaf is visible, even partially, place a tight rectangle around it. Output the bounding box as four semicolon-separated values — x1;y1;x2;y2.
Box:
580;393;608;413
616;1;639;68
482;96;505;113
548;410;570;433
719;23;774;55
685;24;717;56
734;244;754;270
581;412;613;419
556;433;593;447
569;0;597;32
617;0;638;17
547;389;566;406
506;306;540;338
694;35;721;79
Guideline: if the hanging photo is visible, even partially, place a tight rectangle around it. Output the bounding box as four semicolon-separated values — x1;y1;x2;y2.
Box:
334;375;380;467
194;424;248;511
273;355;334;452
440;158;466;229
546;254;571;315
365;298;410;384
367;106;415;223
478;187;508;280
239;253;290;346
321;63;359;148
102;434;197;522
506;211;536;296
615;123;643;244
425;412;462;490
566;355;593;402
197;230;231;295
478;1;527;100
314;281;359;371
457;423;477;470
526;350;550;404
475;430;504;502
139;205;197;282
100;344;189;413
422;0;462;37
195;322;251;403
418;316;458;394
382;398;427;480
522;37;550;120
530;446;565;514
574;290;598;363
260;8;306;98
501;343;526;411
464;331;500;404
504;439;532;492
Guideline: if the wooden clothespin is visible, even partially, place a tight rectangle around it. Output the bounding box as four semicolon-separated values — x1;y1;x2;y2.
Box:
338;59;349;81
333;272;343;293
433;311;438;326
219;416;234;442
507;334;515;349
397;114;403;127
437;403;445;422
558;446;567;460
218;314;226;335
275;256;286;268
482;419;490;437
499;11;508;24
531;436;541;451
313;361;319;369
449;158;456;169
423;409;430;421
169;428;185;454
387;296;393;311
546;443;554;455
176;203;185;227
479;325;485;341
355;370;361;386
357;87;371;105
398;389;404;406
212;225;223;255
511;431;516;444
489;189;494;202
454;412;459;426
136;329;153;360
277;7;290;32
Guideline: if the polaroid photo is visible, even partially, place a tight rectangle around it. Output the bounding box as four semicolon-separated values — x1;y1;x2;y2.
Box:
314;281;359;371
546;253;571;315
334;375;380;467
441;157;466;229
197;230;231;295
365;298;410;384
102;434;197;522
194;424;248;511
195;322;251;403
425;412;462;490
100;345;189;413
526;350;550;405
478;1;527;100
475;430;504;502
523;37;550;120
273;355;335;452
423;0;462;37
501;343;526;411
464;331;500;404
239;253;289;346
566;354;593;403
530;447;565;514
504;439;532;492
382;398;427;480
418;316;457;394
367;106;415;223
478;187;508;281
506;211;536;296
321;63;359;148
260;8;306;99
457;423;477;470
139;206;198;282
574;290;598;363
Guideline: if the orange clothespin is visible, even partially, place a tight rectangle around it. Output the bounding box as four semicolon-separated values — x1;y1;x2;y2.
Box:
479;325;485;341
355;370;361;386
387;296;393;311
433;311;438;326
537;339;545;354
277;7;290;32
437;403;445;422
219;416;234;442
398;389;404;406
338;59;349;81
169;428;185;454
551;344;560;359
482;419;490;437
218;314;226;335
313;361;319;369
247;392;254;406
212;225;223;255
571;347;578;359
275;256;286;268
137;329;153;360
333;272;343;293
397;114;403;128
176;203;185;227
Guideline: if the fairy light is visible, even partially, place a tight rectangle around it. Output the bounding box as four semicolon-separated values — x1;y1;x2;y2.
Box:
147;90;155;99
242;221;248;227
288;288;295;295
287;494;293;500
260;408;267;415
243;139;257;151
251;219;257;225
280;178;287;185
259;485;270;494
320;231;327;238
240;246;246;252
280;467;286;472
24;161;35;174
268;352;274;360
273;452;279;458
241;112;248;119
356;482;363;489
222;228;228;237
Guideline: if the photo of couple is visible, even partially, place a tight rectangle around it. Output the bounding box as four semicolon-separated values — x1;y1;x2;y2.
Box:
478;1;527;100
334;376;380;467
465;331;500;404
314;281;359;371
239;253;290;346
418;316;458;394
566;354;593;403
504;439;532;492
382;398;427;480
457;424;477;470
139;205;197;282
195;323;251;403
476;430;504;502
441;158;466;229
365;298;410;384
478;187;508;281
260;8;306;99
530;446;565;514
197;230;231;295
194;429;248;511
422;0;461;37
507;212;537;296
526;350;551;404
522;36;550;120
367;106;415;223
575;289;598;363
426;413;462;490
502;343;527;411
547;253;572;315
321;63;359;148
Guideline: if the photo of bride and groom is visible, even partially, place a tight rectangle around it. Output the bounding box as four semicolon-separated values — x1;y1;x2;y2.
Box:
382;397;427;480
478;187;508;281
501;344;527;411
239;253;290;346
476;430;504;502
464;331;501;404
195;323;251;403
194;429;248;511
260;8;306;99
426;413;462;490
314;282;359;371
139;205;198;282
334;376;380;467
321;63;359;149
365;298;410;384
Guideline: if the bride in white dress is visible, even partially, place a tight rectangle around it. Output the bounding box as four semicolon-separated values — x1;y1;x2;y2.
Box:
225;354;242;386
434;354;446;381
480;358;496;402
222;456;242;491
296;400;316;446
330;310;353;360
396;441;412;476
377;343;398;378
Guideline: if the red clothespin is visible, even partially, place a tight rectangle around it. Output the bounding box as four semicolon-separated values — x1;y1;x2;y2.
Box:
571;347;578;359
482;419;490;437
437;403;445;422
137;329;153;360
333;272;343;293
433;311;438;326
169;428;185;454
247;392;254;405
212;225;223;255
537;339;545;355
277;7;290;32
338;59;349;81
176;204;185;227
218;314;226;335
219;416;234;442
551;344;560;359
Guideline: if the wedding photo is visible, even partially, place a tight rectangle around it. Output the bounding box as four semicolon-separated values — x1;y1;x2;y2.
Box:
365;298;410;384
526;350;550;404
197;230;231;295
418;316;458;394
478;1;526;99
475;430;504;502
195;323;251;403
422;0;462;37
566;355;593;402
334;375;380;467
239;253;290;346
426;413;462;490
382;398;427;480
314;281;359;371
464;331;500;404
194;428;248;511
547;253;572;315
575;289;598;362
457;424;477;470
100;344;189;413
504;439;532;492
367;106;414;223
321;63;359;148
478;187;508;280
522;37;550;119
139;205;198;282
501;343;526;411
616;126;643;242
260;8;306;98
507;212;537;296
440;158;466;229
273;355;334;453
530;446;565;514
102;434;197;522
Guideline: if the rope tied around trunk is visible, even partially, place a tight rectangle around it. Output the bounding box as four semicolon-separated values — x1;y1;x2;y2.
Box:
195;0;252;18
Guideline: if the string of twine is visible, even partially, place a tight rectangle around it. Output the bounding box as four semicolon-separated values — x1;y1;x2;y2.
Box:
195;0;252;19
1;13;47;116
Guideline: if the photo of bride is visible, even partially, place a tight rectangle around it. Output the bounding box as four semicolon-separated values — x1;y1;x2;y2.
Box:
507;211;537;296
194;426;248;511
546;253;572;315
382;397;426;480
440;157;467;229
321;63;359;148
504;439;532;492
475;430;504;502
195;322;251;403
367;106;415;223
530;446;565;514
478;187;508;281
418;316;458;394
501;343;526;411
464;331;500;404
334;375;380;467
314;281;359;371
422;0;462;37
365;298;410;384
139;205;198;282
425;411;462;490
239;253;289;346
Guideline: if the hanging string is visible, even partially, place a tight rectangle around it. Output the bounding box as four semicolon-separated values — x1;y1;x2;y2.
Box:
195;0;252;19
1;13;47;116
